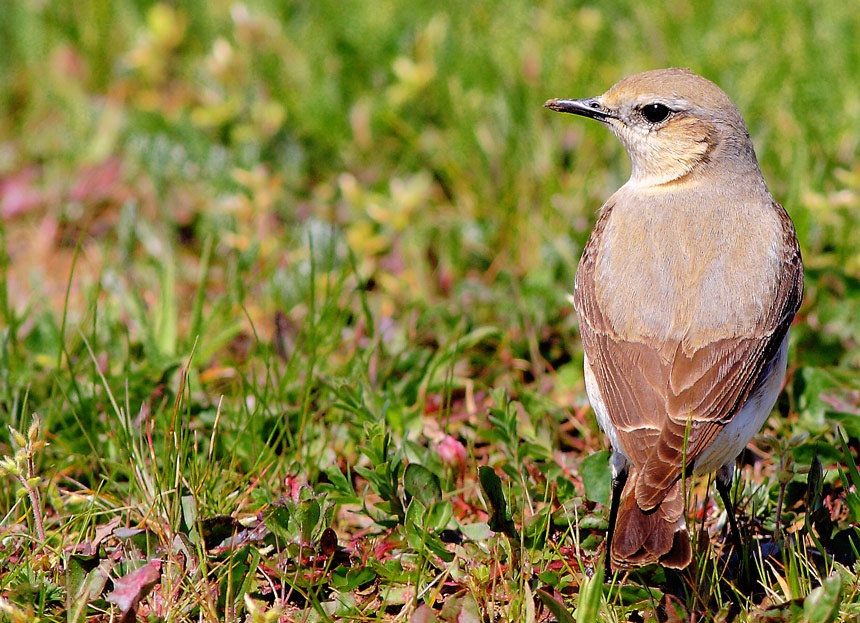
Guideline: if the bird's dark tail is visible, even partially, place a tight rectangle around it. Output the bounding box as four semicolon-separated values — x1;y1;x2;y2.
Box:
610;471;692;570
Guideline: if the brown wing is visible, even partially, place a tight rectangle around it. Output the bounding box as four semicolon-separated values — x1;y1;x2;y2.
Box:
576;201;803;509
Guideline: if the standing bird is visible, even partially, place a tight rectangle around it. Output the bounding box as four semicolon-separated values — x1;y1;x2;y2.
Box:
545;68;803;570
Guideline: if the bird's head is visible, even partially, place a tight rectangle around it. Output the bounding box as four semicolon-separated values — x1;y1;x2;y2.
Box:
545;68;760;188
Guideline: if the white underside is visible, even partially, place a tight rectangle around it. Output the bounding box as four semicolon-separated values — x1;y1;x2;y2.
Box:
585;332;790;478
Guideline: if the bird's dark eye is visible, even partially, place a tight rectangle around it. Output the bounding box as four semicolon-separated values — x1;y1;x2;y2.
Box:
641;103;671;123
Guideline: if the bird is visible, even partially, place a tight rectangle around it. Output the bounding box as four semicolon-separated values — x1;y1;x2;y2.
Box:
544;68;803;570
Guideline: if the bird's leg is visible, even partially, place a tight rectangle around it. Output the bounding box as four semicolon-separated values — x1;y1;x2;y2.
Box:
716;463;752;587
715;464;743;555
605;457;628;575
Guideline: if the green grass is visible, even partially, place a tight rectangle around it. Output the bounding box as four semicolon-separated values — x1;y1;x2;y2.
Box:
1;0;860;620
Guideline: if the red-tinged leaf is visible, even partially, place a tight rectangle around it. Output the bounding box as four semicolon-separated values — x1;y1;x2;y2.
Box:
114;527;145;539
93;517;122;550
435;435;467;474
439;594;481;623
318;527;338;556
106;560;162;614
411;604;439;623
0;168;43;218
69;158;124;205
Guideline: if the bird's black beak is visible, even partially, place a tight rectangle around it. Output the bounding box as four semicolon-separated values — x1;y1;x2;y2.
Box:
544;97;614;121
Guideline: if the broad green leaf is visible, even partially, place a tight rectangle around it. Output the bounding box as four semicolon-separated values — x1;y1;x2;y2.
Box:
263;504;293;542
331;565;376;591
580;450;611;507
296;498;321;544
478;466;518;539
536;589;576;623
803;573;842;623
424;501;453;532
404;463;442;506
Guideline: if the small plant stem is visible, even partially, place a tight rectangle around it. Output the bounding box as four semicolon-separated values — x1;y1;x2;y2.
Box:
17;472;46;543
774;480;786;543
